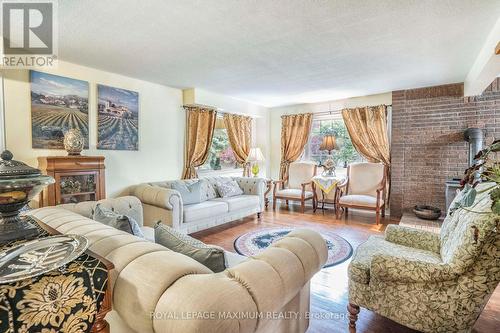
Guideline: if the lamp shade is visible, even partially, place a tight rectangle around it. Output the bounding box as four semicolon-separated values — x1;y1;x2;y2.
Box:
247;147;265;162
319;135;336;153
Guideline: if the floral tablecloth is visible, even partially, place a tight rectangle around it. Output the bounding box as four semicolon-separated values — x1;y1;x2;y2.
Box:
312;175;343;194
0;218;108;333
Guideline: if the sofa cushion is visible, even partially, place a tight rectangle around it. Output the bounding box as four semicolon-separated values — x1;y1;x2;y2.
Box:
170;180;204;204
440;182;496;266
211;195;260;212
93;204;145;238
142;226;155;242
203;176;229;199
339;194;383;207
349;235;442;284
275;189;314;199
215;180;244;198
154;222;226;272
183;200;229;222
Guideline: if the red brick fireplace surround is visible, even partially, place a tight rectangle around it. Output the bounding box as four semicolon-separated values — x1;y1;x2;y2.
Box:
390;79;500;217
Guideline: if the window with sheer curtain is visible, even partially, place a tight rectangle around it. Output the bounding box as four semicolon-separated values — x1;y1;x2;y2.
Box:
302;112;363;177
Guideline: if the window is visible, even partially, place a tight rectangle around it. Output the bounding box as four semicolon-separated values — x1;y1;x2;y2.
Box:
198;116;240;175
303;113;363;177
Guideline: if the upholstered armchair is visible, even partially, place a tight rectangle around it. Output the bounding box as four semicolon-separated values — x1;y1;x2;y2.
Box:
273;161;317;213
347;182;500;333
336;162;387;224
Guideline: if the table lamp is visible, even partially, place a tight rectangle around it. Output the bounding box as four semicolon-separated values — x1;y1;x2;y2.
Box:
247;147;265;177
319;135;337;176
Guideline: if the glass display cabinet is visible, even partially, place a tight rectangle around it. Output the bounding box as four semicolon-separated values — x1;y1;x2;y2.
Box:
37;156;105;206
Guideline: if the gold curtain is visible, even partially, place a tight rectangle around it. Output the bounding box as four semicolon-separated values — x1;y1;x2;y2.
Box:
223;113;252;176
342;105;391;199
182;106;217;179
341;105;390;165
279;113;313;181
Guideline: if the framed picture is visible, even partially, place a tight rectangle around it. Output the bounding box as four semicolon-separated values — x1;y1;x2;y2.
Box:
30;71;89;149
97;84;139;151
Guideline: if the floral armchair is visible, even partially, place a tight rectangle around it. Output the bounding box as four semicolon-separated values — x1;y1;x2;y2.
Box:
347;182;500;333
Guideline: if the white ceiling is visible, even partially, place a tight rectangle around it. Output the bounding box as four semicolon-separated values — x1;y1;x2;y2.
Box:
59;0;500;107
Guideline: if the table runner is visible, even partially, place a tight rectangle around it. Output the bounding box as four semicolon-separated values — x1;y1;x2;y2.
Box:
312;175;342;194
0;217;108;333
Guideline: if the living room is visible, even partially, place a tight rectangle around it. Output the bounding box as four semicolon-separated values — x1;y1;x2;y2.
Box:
0;1;499;333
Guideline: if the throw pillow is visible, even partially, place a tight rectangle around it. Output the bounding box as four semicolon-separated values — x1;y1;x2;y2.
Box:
93;204;145;238
171;180;204;205
154;222;226;272
215;180;243;198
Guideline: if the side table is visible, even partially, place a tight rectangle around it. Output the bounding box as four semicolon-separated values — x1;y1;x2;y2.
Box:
312;175;345;213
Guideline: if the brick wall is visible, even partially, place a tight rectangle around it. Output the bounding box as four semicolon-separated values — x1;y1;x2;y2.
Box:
390;79;500;217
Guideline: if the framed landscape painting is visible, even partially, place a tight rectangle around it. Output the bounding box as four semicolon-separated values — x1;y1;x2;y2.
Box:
97;84;139;150
31;71;89;149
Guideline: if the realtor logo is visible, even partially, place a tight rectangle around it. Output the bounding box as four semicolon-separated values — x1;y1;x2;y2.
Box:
1;0;58;68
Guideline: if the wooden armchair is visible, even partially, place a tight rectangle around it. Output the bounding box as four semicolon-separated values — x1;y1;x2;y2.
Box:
273;162;317;213
335;162;387;224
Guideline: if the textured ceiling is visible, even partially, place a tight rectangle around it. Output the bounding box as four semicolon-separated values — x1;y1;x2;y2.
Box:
59;0;500;107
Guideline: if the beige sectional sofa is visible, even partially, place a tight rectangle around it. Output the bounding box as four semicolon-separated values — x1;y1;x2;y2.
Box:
132;177;266;233
27;196;327;333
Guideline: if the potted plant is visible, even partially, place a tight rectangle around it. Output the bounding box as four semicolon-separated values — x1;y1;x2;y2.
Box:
449;140;500;215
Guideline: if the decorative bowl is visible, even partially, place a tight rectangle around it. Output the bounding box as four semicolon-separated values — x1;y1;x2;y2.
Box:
0;151;55;242
413;205;442;220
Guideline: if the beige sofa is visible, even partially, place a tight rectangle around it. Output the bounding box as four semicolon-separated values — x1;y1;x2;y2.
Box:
131;177;266;233
27;196;327;333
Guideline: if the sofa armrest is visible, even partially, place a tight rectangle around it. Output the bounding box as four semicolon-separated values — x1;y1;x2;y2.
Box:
385;225;441;253
233;177;266;212
57;196;145;227
370;255;459;283
131;184;183;229
152;229;327;332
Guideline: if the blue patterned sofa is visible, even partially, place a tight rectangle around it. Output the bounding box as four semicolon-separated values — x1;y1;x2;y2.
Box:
347;182;500;332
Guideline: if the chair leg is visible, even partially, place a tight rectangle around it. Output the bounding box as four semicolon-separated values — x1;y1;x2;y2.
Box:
273;197;277;210
382;205;386;217
347;303;360;329
301;200;305;213
345;208;349;217
313;198;317;213
376;210;380;225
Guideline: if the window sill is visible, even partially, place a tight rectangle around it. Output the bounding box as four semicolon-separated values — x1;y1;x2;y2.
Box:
197;168;244;178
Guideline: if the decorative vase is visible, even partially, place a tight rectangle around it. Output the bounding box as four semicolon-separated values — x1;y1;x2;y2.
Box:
63;128;84;156
322;157;336;177
0;150;55;243
251;164;260;177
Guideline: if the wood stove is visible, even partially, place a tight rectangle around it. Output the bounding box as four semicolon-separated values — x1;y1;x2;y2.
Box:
445;128;485;211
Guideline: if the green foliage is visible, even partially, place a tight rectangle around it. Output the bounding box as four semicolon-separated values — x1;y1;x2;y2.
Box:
317;120;359;165
451;140;500;216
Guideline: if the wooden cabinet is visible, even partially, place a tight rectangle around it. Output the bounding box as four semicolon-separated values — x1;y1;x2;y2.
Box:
38;156;106;207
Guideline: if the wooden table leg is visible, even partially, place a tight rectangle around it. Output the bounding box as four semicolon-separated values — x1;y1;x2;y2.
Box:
91;286;112;333
264;180;272;209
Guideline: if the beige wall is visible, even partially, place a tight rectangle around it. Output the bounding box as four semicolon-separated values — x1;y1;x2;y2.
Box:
268;92;392;179
3;61;184;199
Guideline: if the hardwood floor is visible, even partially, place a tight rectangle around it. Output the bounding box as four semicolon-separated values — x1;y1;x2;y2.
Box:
192;203;500;333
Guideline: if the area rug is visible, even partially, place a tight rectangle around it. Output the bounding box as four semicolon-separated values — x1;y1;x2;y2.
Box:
234;227;353;268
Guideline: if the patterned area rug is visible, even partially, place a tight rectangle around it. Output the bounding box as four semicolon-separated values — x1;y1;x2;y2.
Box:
234;227;353;268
